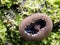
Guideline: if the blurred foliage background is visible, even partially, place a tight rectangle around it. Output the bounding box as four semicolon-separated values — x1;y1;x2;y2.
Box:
0;0;60;45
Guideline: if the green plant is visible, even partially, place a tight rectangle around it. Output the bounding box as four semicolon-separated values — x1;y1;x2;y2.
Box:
0;0;60;45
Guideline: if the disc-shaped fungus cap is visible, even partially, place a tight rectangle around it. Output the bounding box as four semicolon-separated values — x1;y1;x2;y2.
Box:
19;13;53;41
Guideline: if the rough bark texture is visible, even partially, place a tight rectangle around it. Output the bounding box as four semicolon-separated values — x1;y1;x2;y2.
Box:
19;13;53;41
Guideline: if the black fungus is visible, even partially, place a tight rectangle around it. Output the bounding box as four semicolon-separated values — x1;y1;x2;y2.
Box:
25;19;46;34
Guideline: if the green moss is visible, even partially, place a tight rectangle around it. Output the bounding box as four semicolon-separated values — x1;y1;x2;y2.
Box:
0;0;60;45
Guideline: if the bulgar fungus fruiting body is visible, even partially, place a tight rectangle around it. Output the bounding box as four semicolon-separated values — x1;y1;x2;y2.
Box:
19;13;53;41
